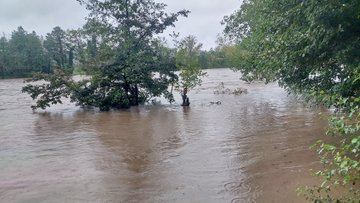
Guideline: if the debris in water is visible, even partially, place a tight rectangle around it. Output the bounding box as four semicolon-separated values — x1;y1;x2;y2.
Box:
213;82;248;95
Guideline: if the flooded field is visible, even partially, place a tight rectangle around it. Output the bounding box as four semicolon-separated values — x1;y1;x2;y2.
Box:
0;69;328;202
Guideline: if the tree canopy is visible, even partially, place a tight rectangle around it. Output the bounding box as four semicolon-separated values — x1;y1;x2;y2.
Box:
223;0;360;96
173;35;206;106
0;27;49;78
223;0;360;201
23;0;190;111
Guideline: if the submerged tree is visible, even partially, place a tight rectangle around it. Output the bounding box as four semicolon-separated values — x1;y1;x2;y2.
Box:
23;0;189;111
174;35;206;106
223;0;360;201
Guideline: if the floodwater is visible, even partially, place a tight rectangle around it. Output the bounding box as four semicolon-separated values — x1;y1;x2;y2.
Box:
0;69;328;203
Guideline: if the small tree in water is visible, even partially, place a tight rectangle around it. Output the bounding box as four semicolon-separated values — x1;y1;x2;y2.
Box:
174;35;206;106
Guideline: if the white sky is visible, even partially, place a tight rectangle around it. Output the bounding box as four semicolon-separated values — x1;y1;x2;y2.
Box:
0;0;242;50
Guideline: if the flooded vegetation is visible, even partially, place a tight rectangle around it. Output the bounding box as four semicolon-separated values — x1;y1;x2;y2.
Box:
0;69;328;202
1;0;359;201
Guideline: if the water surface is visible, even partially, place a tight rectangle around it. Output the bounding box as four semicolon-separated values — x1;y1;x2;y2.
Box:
0;69;327;202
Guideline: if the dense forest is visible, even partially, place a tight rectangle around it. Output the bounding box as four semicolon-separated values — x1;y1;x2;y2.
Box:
0;27;229;79
0;26;75;78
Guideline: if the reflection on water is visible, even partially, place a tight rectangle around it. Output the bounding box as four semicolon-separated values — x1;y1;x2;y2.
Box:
0;69;327;202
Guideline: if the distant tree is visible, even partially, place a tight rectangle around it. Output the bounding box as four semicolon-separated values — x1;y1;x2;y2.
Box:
44;26;74;71
198;50;208;69
26;31;47;72
8;27;28;73
197;35;231;69
0;36;8;78
64;28;91;74
4;27;48;77
206;48;227;69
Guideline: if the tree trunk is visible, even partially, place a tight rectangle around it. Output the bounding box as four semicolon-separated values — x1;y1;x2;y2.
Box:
134;83;139;106
0;66;4;79
181;87;190;106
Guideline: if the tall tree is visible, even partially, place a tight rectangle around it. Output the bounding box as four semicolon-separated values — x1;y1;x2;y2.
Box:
0;36;8;78
26;31;47;72
223;0;360;93
44;26;73;71
5;27;47;77
23;0;189;111
8;27;28;73
223;0;360;201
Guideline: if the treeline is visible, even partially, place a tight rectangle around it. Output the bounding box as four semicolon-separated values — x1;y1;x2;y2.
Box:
199;48;228;69
0;26;75;79
0;27;230;79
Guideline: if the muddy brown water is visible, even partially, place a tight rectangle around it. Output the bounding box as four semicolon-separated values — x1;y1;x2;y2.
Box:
0;69;329;203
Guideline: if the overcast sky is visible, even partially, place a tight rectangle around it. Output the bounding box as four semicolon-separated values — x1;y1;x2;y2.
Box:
0;0;242;50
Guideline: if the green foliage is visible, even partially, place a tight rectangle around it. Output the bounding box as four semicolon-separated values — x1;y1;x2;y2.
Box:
224;0;360;201
23;0;188;111
0;27;49;78
22;69;74;110
0;36;8;78
175;35;206;91
196;35;232;69
223;0;360;92
297;94;360;202
198;48;228;69
0;26;79;78
44;26;74;71
69;75;131;111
